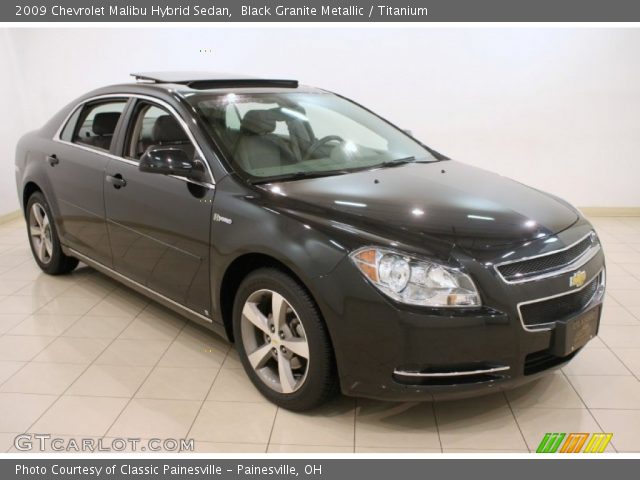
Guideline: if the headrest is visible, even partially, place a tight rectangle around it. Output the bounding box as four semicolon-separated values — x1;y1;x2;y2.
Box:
152;115;189;143
240;110;277;135
92;112;120;136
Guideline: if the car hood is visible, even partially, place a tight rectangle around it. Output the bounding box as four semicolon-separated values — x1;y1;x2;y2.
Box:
266;160;579;250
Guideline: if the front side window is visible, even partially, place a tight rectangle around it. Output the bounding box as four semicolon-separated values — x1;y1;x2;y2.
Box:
72;100;126;151
189;92;441;183
125;102;195;161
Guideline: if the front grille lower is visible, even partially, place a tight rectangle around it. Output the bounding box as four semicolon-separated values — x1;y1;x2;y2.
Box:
519;273;601;328
497;234;595;282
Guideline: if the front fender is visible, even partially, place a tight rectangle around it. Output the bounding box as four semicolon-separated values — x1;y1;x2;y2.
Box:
209;176;350;319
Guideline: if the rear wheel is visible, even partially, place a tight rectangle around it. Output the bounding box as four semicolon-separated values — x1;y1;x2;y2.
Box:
233;268;337;411
26;192;78;275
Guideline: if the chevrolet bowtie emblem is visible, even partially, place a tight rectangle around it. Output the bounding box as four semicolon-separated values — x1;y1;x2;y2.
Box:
569;270;587;288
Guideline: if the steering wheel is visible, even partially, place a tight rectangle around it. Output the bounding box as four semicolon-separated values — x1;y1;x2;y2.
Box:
303;135;344;161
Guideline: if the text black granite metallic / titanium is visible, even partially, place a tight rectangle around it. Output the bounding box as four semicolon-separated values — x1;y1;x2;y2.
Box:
15;73;605;410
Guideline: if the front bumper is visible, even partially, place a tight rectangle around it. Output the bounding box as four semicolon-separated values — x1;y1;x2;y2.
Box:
311;224;605;401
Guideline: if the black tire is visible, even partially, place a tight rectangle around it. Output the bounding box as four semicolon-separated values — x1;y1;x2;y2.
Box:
232;268;337;411
25;191;78;275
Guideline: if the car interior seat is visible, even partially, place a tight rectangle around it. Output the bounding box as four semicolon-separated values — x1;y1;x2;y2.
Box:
233;109;297;172
147;115;195;159
78;112;120;151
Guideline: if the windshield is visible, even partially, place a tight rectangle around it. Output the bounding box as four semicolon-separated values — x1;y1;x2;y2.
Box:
187;92;442;183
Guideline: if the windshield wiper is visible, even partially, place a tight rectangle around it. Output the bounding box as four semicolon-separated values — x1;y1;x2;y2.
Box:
251;169;349;185
378;156;416;168
375;156;444;169
251;156;436;185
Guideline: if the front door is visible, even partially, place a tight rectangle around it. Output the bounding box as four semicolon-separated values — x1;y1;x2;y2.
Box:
103;99;214;316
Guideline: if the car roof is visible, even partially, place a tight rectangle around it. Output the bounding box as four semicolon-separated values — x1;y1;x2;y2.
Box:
72;72;327;108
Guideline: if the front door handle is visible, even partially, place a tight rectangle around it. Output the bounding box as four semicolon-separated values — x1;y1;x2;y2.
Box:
47;154;59;167
106;174;127;189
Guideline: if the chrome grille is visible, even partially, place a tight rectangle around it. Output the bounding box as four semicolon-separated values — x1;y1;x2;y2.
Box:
496;232;598;283
519;272;602;329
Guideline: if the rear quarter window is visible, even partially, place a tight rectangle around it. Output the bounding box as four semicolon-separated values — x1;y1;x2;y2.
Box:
59;107;81;142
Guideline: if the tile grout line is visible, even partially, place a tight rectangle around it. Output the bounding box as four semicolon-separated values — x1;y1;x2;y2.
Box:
604;346;640;382
502;391;531;453
19;297;149;440
352;398;357;453
591;253;640;384
431;401;443;453
0;336;57;389
594;300;640;382
264;404;280;454
183;344;230;451
1;257;36;278
97;316;187;442
29;272;114;318
586;406;640;411
560;369;618;452
0;274;135;392
0;273;102;386
618;302;640;323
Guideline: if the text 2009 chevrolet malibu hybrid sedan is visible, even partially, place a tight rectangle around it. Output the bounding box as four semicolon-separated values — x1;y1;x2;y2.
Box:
15;72;605;410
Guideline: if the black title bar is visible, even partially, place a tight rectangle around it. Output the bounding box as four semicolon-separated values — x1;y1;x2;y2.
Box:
4;0;640;22
4;459;640;480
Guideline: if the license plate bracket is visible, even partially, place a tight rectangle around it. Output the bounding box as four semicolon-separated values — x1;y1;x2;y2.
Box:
551;306;600;357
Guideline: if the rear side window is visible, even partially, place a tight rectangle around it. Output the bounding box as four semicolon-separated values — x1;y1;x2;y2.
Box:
72;100;127;151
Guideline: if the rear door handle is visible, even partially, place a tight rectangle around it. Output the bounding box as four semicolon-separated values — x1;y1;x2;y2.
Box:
106;174;127;189
46;154;59;166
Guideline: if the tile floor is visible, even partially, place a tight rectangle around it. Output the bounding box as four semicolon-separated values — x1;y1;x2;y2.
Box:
1;216;640;453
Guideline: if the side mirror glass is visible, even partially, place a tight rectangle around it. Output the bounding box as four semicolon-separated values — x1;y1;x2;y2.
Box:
139;146;194;177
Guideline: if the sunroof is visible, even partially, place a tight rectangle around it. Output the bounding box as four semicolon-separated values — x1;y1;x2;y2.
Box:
131;72;299;89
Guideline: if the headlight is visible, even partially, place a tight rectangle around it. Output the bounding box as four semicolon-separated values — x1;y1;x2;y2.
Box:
349;247;481;307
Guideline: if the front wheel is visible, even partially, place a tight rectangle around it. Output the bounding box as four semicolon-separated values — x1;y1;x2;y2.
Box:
232;268;337;411
26;192;78;275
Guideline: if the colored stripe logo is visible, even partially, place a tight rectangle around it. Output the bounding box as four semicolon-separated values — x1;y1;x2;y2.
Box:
584;433;614;453
536;433;612;453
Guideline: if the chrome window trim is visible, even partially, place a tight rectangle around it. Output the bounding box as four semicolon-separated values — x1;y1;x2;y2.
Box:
517;267;605;332
393;365;510;378
494;231;600;284
68;247;213;324
52;93;216;189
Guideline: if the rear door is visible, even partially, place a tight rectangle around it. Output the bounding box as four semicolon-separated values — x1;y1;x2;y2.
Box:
103;98;215;316
50;98;128;266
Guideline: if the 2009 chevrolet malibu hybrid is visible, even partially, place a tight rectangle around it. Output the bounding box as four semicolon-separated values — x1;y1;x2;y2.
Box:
15;72;605;410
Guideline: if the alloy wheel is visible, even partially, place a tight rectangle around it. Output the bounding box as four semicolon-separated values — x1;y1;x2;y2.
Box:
240;289;310;394
28;202;53;264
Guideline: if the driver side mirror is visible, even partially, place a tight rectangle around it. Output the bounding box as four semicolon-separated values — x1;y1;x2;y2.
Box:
139;146;201;179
